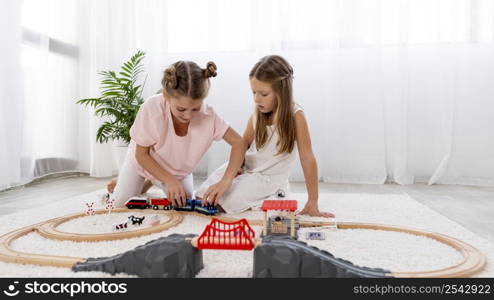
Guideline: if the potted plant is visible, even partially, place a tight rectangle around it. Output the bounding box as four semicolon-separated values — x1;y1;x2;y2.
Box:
77;50;147;169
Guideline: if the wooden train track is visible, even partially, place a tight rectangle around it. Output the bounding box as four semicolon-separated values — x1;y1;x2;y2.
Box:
37;208;183;242
0;221;85;268
0;209;486;277
336;222;486;278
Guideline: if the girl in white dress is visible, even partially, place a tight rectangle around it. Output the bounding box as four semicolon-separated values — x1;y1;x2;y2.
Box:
197;55;334;217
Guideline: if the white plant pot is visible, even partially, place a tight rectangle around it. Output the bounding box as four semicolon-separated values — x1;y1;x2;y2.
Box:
113;140;129;172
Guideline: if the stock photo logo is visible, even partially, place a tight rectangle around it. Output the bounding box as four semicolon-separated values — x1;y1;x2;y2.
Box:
3;281;20;297
2;280;128;297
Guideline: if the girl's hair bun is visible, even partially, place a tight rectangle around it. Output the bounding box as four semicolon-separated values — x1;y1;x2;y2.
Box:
204;61;217;78
163;65;178;89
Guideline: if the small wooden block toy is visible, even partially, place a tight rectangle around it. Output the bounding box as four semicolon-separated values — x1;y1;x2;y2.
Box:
305;231;326;240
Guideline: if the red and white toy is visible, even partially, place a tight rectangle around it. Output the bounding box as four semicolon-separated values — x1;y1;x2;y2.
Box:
85;202;95;216
99;193;110;205
106;198;115;215
112;221;129;231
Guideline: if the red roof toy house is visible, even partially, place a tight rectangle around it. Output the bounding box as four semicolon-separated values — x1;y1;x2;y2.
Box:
261;200;299;238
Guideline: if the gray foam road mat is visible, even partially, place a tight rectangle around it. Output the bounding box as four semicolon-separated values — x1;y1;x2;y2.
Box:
72;234;203;278
253;235;392;278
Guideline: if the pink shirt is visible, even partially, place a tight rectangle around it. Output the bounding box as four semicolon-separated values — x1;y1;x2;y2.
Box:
128;93;229;181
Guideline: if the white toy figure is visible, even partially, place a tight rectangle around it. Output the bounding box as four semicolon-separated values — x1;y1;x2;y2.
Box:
149;215;160;226
85;202;95;216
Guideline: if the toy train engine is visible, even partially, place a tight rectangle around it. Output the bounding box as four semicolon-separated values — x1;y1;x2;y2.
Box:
174;199;218;215
125;197;149;209
173;199;196;212
194;202;218;216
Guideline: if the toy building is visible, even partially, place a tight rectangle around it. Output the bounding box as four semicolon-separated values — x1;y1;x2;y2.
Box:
261;200;299;238
266;215;300;238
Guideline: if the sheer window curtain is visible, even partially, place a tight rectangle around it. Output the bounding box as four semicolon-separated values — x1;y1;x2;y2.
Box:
167;0;494;186
0;1;28;191
20;0;82;178
1;0;85;192
1;0;493;191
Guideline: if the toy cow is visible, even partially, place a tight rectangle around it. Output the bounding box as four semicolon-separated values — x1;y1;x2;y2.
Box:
128;215;145;225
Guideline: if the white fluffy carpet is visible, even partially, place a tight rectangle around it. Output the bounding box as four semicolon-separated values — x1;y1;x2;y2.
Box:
0;188;492;278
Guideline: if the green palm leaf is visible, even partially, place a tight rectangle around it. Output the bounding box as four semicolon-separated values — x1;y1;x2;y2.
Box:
77;51;147;144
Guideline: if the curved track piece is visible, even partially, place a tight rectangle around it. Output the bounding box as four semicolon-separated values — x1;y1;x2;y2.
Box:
337;222;487;278
37;208;183;242
72;234;203;278
254;235;392;278
0;222;85;268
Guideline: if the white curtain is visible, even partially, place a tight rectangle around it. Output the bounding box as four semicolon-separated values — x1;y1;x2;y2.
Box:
20;0;82;177
0;0;28;191
77;0;170;177
165;0;494;186
1;0;493;191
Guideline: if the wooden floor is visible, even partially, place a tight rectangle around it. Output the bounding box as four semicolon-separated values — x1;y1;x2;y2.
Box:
1;173;494;244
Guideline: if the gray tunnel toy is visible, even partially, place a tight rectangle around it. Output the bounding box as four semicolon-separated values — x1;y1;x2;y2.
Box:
72;234;203;278
253;235;392;278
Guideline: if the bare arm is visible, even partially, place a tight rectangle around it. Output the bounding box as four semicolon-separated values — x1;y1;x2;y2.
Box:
135;144;175;184
243;115;255;148
135;144;187;206
295;111;335;218
219;127;248;181
295;112;319;204
202;126;248;205
237;114;255;170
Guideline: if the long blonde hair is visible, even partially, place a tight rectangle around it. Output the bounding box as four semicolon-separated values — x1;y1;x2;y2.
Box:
249;55;295;155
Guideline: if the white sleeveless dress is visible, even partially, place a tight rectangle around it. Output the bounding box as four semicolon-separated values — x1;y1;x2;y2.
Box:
196;104;302;213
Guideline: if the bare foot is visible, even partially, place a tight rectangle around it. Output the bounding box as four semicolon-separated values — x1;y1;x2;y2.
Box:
107;178;153;194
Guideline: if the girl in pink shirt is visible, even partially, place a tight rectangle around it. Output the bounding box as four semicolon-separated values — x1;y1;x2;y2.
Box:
111;61;246;208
